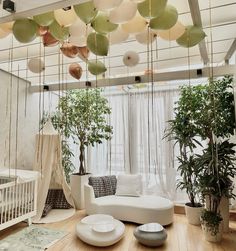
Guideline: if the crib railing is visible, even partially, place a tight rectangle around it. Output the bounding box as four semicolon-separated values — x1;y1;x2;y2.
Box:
0;176;38;231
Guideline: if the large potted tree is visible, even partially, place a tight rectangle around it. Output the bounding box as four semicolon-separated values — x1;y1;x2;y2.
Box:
165;85;204;225
56;88;113;209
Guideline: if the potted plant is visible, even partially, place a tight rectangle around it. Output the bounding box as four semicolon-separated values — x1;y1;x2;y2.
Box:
56;88;113;209
165;85;204;225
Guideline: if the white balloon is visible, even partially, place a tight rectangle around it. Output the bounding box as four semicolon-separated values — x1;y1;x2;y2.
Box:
28;58;45;73
54;7;77;27
109;26;129;44
93;0;123;11
157;21;185;41
69;18;93;37
121;13;147;34
130;0;145;2
109;1;137;24
69;35;87;47
123;51;139;67
136;28;157;44
0;21;14;33
0;27;9;38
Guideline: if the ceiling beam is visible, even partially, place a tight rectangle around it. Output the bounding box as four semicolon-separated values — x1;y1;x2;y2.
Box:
188;0;209;65
0;0;88;24
29;65;236;93
224;38;236;64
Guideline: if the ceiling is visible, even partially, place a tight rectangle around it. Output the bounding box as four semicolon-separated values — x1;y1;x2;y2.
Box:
0;0;235;87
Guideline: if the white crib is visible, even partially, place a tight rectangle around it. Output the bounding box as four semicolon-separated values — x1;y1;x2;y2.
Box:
0;168;38;231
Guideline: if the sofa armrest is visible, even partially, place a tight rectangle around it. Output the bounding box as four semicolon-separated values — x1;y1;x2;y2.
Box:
84;184;96;214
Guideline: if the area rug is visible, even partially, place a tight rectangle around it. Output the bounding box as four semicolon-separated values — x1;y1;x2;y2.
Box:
0;225;68;251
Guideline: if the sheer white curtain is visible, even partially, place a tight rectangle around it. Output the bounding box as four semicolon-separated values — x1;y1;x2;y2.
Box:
87;86;184;201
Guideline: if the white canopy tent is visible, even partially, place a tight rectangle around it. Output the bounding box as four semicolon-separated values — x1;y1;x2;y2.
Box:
33;120;75;223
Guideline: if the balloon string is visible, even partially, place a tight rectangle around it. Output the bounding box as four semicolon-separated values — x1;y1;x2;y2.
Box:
24;47;29;117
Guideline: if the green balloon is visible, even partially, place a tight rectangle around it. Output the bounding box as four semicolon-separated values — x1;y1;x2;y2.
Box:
87;32;109;56
91;13;118;34
150;5;178;30
88;60;107;75
33;11;54;26
49;20;69;41
138;0;167;18
176;25;206;48
74;1;98;24
13;19;38;43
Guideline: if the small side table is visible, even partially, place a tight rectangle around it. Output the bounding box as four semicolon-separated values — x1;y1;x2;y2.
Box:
134;223;167;247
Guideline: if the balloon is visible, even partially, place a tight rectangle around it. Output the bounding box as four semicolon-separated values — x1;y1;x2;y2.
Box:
109;26;129;44
138;0;167;18
69;63;83;80
37;26;48;36
87;32;109;56
0;21;14;33
93;0;123;11
69;18;93;37
60;43;80;58
88;60;107;75
69;35;87;47
91;12;118;34
0;27;9;38
158;21;185;41
49;20;69;41
54;7;77;27
78;47;90;61
130;0;145;2
123;51;139;67
176;25;206;48
74;1;98;24
121;13;147;34
28;58;45;73
135;28;157;44
13;19;38;43
33;12;54;26
109;1;137;24
150;5;178;30
42;31;59;46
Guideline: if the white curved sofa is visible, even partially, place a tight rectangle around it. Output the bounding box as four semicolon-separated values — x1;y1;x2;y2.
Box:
84;184;174;226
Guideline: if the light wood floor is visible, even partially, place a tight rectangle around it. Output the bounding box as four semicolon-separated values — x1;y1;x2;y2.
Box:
0;211;236;251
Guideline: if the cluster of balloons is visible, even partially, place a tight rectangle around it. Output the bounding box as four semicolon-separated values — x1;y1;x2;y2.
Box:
0;0;206;80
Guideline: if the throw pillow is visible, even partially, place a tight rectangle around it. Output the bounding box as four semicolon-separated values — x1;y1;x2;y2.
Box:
89;175;117;198
115;174;142;197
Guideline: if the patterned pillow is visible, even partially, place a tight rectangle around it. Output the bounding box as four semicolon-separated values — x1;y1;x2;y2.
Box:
42;203;52;218
88;175;117;198
45;189;72;209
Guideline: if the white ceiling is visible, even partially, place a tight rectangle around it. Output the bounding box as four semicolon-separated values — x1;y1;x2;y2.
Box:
0;0;235;86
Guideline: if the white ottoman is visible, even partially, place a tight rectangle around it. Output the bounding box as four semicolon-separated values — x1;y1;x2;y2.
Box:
76;214;125;247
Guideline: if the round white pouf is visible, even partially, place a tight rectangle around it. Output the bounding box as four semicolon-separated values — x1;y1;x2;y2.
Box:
76;215;125;247
134;223;167;247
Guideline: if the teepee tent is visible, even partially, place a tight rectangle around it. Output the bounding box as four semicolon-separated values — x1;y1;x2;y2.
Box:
33;120;75;223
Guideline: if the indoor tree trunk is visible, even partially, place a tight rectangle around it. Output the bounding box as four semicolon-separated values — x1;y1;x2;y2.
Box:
79;142;85;175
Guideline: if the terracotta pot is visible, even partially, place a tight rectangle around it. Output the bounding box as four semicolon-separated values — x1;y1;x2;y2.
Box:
185;203;203;225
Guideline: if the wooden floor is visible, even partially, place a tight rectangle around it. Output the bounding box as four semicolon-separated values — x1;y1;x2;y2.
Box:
0;211;236;251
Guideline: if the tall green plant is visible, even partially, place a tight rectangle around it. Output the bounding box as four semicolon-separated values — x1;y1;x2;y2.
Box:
57;88;113;175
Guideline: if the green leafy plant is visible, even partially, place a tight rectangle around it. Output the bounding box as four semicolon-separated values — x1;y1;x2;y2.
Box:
200;209;222;236
57;88;113;175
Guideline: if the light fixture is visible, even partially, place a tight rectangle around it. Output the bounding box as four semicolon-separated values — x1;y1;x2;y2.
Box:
3;0;15;13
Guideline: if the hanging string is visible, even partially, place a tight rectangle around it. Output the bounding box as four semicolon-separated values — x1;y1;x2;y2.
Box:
8;36;14;176
15;65;20;179
24;48;29;117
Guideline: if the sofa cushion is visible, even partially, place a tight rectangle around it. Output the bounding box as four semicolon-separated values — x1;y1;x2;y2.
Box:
89;175;117;198
115;174;142;197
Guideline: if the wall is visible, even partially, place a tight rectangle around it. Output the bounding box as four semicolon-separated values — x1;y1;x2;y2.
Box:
0;69;58;170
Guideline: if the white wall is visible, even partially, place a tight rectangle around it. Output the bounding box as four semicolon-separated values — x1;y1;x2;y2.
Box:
0;69;58;170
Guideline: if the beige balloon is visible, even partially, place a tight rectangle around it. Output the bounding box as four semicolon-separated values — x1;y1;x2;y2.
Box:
130;0;145;2
121;13;147;34
109;26;129;44
69;35;87;47
109;1;137;24
54;7;77;27
28;58;45;73
69;18;93;37
0;21;14;33
0;27;9;38
136;28;157;44
157;21;185;41
93;0;123;11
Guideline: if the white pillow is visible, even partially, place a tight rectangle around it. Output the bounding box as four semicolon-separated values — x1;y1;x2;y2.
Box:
115;174;142;197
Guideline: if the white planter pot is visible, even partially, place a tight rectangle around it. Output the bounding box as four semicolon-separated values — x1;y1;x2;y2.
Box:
185;203;203;225
70;173;90;210
201;222;223;242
